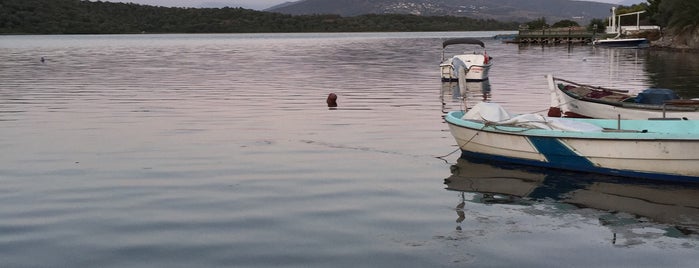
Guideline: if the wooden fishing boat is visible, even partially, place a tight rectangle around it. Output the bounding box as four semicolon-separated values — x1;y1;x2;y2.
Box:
547;74;699;119
445;102;699;182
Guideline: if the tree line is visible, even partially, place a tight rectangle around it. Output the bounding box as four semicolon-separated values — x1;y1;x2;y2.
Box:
0;0;519;34
646;0;699;34
520;1;698;36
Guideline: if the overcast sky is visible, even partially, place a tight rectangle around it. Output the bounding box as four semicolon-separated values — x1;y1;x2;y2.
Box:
96;0;645;11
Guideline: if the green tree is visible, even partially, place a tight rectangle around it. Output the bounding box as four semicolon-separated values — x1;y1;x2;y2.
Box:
526;17;548;29
551;19;580;28
647;0;662;25
617;3;649;14
647;0;699;34
663;0;699;34
587;18;607;33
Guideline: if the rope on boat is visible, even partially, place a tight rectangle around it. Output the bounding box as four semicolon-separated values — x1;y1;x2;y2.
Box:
436;121;487;161
437;109;576;161
438;76;587;161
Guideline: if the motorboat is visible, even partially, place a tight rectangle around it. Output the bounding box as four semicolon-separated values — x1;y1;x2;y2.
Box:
592;6;652;48
440;38;492;82
592;37;649;48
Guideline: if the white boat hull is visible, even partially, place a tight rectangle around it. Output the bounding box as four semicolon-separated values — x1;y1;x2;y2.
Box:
440;63;490;82
440;55;491;82
592;37;649;48
554;92;699;119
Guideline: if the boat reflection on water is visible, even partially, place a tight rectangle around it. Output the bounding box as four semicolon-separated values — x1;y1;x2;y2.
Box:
459;80;491;104
440;80;491;113
444;157;699;242
440;82;461;102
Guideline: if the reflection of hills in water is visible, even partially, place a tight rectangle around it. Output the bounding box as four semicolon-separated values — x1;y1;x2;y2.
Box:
600;48;699;99
444;158;699;243
646;50;699;99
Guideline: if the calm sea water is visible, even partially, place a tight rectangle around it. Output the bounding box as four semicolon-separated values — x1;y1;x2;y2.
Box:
1;32;699;267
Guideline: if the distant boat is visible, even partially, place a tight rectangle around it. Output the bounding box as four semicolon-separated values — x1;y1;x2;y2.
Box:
445;102;699;182
592;37;649;48
493;33;517;42
440;38;492;82
546;74;699;119
592;6;654;49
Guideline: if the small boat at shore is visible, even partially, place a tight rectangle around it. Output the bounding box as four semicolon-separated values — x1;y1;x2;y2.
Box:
445;102;699;182
592;37;649;48
547;74;699;119
440;38;492;82
591;7;652;49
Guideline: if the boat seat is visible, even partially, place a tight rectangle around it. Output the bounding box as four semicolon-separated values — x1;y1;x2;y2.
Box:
586;90;613;98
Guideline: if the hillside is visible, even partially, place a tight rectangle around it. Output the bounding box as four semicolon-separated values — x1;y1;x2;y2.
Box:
267;0;616;23
0;0;518;34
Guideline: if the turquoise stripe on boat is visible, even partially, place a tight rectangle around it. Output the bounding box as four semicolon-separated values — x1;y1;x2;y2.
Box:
445;111;699;140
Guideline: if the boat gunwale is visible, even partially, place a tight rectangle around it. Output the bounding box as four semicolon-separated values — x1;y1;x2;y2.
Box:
558;83;699;112
445;111;698;141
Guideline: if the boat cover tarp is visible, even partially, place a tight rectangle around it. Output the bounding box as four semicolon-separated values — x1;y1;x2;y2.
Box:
462;102;603;132
635;88;679;105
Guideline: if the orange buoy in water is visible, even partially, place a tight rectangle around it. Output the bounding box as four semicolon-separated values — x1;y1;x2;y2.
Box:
327;93;338;107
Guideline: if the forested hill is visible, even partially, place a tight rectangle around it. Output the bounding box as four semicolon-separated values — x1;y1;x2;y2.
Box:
267;0;615;23
0;0;518;34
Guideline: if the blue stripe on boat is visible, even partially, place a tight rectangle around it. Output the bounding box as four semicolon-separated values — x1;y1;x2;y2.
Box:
526;136;595;169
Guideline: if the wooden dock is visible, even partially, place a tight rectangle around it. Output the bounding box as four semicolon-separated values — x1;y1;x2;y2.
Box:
510;27;597;44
